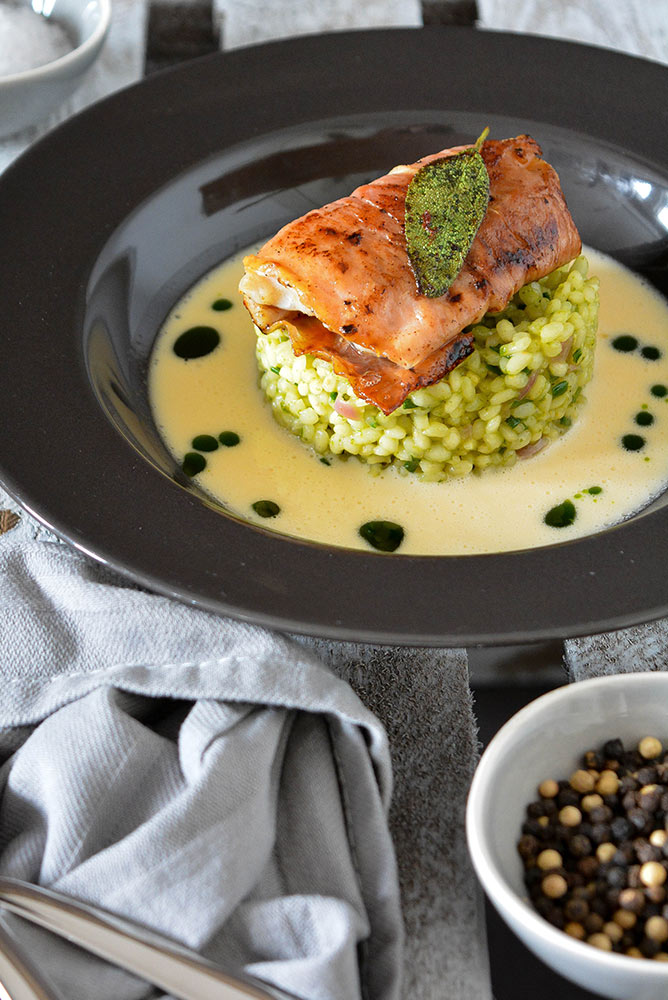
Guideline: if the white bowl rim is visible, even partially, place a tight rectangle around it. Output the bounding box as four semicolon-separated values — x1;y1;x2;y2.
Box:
0;0;111;85
466;670;668;978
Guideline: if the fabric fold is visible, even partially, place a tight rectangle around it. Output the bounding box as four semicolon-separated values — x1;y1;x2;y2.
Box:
0;535;403;1000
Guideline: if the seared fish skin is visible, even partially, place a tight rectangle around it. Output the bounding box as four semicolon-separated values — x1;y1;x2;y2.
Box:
241;135;582;414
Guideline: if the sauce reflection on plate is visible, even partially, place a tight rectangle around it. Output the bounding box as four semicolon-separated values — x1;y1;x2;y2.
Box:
149;247;668;555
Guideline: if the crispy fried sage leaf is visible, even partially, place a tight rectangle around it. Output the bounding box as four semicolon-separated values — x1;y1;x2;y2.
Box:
405;137;490;298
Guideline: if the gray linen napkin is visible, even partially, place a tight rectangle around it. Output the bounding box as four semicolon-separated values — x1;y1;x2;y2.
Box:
0;529;403;1000
0;488;490;1000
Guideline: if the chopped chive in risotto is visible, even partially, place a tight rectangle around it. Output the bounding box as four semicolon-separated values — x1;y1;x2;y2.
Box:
256;255;599;482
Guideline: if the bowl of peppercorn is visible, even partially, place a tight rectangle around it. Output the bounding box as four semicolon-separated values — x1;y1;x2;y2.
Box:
466;671;668;1000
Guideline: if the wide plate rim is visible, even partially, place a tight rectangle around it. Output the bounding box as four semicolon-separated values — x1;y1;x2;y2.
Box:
2;26;668;646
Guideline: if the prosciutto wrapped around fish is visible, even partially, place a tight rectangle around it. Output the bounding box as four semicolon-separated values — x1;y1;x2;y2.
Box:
240;135;582;414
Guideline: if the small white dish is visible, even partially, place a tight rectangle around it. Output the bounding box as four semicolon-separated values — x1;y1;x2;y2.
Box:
0;0;111;138
466;671;668;1000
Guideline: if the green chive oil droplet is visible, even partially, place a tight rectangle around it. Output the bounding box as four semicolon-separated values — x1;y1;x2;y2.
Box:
651;384;667;398
173;326;220;359
588;485;602;495
252;500;280;518
642;346;661;361
192;434;219;451
544;499;576;529
635;411;654;427
182;452;206;476
359;520;405;552
611;335;638;353
212;298;233;312
622;434;645;451
219;431;240;447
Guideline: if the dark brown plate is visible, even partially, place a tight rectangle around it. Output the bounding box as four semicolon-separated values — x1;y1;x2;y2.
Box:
1;27;668;645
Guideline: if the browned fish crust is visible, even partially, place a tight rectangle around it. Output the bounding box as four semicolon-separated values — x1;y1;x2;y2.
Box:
242;135;581;414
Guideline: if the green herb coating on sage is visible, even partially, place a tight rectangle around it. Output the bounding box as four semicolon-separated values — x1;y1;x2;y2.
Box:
404;148;490;298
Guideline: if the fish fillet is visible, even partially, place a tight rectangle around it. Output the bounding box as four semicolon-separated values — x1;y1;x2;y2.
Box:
241;135;581;413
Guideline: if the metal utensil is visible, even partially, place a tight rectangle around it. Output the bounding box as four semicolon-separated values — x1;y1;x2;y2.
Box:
0;877;291;1000
0;918;61;1000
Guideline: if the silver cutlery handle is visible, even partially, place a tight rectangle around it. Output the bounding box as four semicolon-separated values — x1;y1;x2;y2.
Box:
0;878;290;1000
0;919;60;1000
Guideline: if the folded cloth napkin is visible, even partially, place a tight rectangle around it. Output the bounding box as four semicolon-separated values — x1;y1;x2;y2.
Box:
0;485;491;1000
0;528;404;1000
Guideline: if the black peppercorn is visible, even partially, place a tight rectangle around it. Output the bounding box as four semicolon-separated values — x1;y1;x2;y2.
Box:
603;739;624;760
606;867;628;888
519;733;668;960
611;817;634;842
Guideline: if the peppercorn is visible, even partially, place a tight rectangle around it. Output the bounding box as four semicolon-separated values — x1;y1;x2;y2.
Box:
584;912;604;934
570;769;596;794
596;770;620;796
619;888;645;914
596;842;616;864
636;766;658;786
640;862;667;888
619;775;639;794
569;835;593;858
646;885;667;905
628;808;651;833
622;790;637;812
639;737;663;761
603;921;623;944
590;823;612;845
646;916;668;943
538;778;560;798
640;936;662;958
582;794;604;814
583;750;604;770
611;816;634;842
577;856;598;879
588;932;613;951
634;839;662;864
606;866;628;888
519;733;668;960
537;849;562;871
517;834;540;859
642;790;662;814
613;908;637;929
557;788;580;809
603;739;624;759
559;805;582;828
542;874;568;899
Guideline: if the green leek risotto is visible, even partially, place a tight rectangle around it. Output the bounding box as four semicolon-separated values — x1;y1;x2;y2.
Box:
256;256;598;481
149;247;668;555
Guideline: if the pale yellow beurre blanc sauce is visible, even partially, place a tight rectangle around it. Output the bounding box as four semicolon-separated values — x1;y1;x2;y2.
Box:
149;247;668;555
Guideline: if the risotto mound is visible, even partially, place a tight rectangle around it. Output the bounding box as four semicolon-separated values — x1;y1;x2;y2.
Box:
256;255;598;482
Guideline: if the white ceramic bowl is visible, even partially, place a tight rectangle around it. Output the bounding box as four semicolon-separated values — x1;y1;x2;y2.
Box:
467;672;668;1000
0;0;111;137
